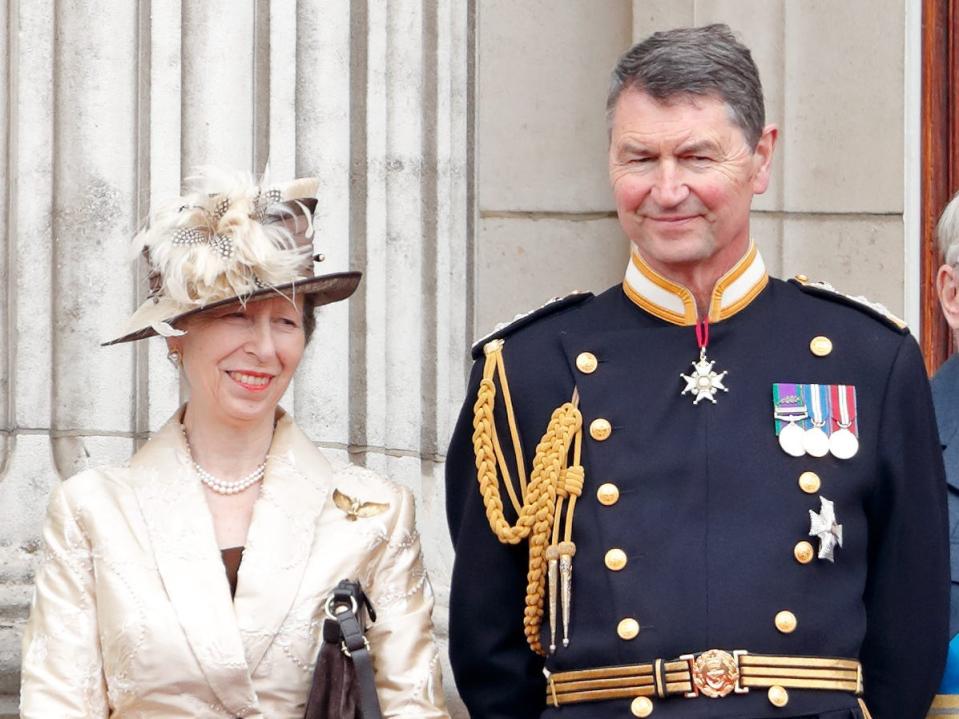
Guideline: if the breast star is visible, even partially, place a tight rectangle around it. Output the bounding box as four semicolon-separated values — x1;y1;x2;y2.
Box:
808;496;843;562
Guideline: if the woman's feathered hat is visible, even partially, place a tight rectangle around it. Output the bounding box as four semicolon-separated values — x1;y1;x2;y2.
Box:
103;169;361;346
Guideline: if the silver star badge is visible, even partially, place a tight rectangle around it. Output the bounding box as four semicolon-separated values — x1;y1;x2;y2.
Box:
809;496;843;562
680;348;729;405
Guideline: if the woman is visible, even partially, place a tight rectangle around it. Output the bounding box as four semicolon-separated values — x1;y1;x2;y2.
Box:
20;171;449;718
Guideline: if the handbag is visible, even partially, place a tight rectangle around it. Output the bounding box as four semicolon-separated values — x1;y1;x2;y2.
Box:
304;579;383;719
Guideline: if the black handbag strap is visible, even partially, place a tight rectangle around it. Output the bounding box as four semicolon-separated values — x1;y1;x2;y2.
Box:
328;580;383;719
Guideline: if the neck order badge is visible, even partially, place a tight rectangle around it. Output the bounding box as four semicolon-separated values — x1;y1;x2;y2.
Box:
680;319;729;405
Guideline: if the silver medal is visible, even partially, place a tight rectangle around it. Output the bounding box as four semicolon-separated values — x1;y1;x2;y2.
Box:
829;428;859;460
802;385;830;457
779;421;806;457
829;385;859;460
803;426;830;457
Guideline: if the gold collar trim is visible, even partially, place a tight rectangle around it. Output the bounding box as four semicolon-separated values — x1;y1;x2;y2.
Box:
622;243;768;326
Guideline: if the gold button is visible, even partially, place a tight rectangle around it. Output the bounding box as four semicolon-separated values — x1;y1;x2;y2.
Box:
617;617;640;640
798;471;821;494
775;610;797;634
809;336;833;357
795;274;808;283
794;541;815;564
576;352;598;374
630;696;654;717
597;483;620;506
590;418;612;441
768;685;789;707
605;548;628;571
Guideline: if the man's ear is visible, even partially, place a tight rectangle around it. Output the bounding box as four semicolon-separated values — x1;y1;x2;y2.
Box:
751;123;778;195
937;263;959;331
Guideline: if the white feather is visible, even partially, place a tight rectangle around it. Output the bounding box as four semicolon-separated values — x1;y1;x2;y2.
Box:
132;168;314;308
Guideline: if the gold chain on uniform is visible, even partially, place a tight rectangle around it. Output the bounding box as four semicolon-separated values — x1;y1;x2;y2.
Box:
472;338;584;655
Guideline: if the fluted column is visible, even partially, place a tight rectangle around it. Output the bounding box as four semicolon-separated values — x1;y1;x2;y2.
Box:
51;0;139;475
0;2;58;711
294;0;354;450
0;1;472;715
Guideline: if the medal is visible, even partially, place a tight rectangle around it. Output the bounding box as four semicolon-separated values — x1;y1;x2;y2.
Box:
680;319;728;405
830;429;858;460
802;384;830;458
773;383;808;457
779;422;806;457
829;385;859;460
808;496;843;562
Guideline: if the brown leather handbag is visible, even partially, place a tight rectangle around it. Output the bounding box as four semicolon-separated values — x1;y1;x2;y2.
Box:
304;580;383;719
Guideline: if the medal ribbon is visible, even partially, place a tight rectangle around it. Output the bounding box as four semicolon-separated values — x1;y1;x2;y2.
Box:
695;318;709;349
773;382;808;435
829;384;858;435
772;383;783;434
807;384;827;428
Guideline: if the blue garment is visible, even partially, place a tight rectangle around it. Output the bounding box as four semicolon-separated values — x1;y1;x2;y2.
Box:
932;354;959;695
942;635;959;692
447;279;950;719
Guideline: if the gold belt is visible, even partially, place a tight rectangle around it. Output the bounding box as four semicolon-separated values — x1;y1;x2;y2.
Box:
546;649;863;706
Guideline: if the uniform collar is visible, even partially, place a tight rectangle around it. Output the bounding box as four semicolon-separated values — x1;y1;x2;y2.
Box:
622;242;769;326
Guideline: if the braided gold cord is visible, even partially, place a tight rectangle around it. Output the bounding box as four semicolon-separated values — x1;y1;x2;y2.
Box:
471;340;584;654
521;402;582;653
473;377;534;544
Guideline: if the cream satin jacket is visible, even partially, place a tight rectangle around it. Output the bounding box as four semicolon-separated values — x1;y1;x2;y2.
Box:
20;410;448;718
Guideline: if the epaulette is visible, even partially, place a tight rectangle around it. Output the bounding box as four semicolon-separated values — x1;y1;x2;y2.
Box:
789;275;909;334
470;291;594;359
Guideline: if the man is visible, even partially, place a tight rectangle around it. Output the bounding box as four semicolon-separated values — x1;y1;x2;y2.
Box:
446;24;949;719
929;195;959;717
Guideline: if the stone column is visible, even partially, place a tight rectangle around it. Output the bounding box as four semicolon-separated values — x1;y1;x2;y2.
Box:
0;2;59;712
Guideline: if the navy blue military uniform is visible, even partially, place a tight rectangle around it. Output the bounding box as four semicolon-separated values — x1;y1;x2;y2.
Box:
446;261;949;718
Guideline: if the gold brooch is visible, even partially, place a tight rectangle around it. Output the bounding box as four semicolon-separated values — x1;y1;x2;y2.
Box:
332;489;390;521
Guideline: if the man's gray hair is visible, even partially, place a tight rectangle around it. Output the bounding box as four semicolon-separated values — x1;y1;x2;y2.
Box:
938;192;959;265
607;24;765;148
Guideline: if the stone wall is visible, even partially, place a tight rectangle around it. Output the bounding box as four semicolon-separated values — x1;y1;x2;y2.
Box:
476;0;914;329
0;1;471;715
0;1;914;717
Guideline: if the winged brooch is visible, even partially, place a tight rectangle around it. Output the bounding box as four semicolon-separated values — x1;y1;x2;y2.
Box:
333;489;390;521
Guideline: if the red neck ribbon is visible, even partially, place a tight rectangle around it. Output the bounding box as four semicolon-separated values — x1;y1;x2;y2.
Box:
695;318;710;349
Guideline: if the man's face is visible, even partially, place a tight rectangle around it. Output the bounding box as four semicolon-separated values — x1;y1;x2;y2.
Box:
608;89;776;278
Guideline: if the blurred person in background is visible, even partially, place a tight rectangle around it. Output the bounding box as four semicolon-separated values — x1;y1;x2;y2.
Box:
929;192;959;718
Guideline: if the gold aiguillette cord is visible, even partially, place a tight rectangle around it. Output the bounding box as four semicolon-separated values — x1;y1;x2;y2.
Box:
473;339;584;655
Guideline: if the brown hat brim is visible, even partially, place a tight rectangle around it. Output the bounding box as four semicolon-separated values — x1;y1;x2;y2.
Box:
101;271;362;346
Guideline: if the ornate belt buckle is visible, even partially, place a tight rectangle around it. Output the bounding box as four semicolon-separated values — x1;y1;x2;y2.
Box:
680;649;749;698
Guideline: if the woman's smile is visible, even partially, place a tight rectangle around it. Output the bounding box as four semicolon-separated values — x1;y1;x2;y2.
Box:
227;370;274;392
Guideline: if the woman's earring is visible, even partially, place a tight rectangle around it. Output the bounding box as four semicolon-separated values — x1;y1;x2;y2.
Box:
167;350;182;369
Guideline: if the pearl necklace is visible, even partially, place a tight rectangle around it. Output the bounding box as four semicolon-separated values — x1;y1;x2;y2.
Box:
193;460;266;495
182;427;267;495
